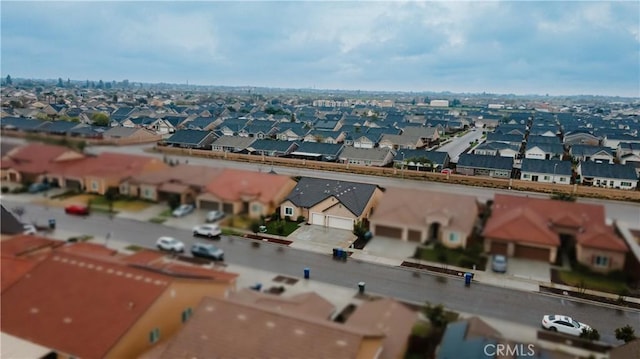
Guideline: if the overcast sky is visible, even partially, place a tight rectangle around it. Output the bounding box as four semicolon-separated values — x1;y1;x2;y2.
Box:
1;1;639;97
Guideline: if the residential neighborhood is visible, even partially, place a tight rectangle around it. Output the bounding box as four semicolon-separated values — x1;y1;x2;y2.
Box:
1;81;639;359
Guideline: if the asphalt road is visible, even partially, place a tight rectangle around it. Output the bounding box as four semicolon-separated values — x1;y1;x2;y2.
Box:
436;129;484;162
7;200;639;345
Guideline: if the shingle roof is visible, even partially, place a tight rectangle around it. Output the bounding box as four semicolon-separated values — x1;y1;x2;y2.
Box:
392;149;449;166
285;177;378;216
580;162;638;180
211;135;256;149
292;142;344;157
1;205;24;235
527;135;562;145
457;154;513;170
0;117;46;130
570;145;613;157
521;159;572;175
247;139;298;153
38;120;81;133
165;129;213;146
340;147;392;161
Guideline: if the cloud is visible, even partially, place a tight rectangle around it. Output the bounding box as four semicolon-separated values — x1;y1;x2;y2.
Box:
1;1;638;97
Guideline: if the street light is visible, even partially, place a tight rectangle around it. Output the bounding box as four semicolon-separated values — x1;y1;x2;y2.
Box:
401;152;405;179
552;163;558;184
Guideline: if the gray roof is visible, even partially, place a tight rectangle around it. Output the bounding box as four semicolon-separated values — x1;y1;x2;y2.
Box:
0;117;46;130
473;142;520;152
437;321;497;359
165;129;214;146
527;135;561;145
339;147;392;161
525;143;565;154
457;154;513;170
247;139;298;153
1;205;23;235
212;136;256;149
485;133;523;144
570;145;613;157
580;162;638;180
285;177;378;216
103;126;143;138
393;149;449;166
292;142;343;157
521;159;572;175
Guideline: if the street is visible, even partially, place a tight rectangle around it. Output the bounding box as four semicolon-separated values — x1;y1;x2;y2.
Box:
436;128;484;162
6;200;639;345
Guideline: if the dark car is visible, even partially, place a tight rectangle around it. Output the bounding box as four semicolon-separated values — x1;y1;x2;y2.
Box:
65;204;90;216
191;243;224;261
28;182;50;193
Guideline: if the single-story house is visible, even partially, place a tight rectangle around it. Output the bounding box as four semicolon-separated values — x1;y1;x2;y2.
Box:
245;139;299;157
524;143;565;160
473;142;520;158
211;136;256;153
196;168;296;218
290;142;344;162
455;154;513;178
578;161;638;190
482;194;628;271
563;130;600;146
369;187;478;247
570;145;614;164
102;127;162;142
520;159;572;184
163;129;216;150
0;143;86;184
280;177;382;230
392;150;450;172
339;147;395;167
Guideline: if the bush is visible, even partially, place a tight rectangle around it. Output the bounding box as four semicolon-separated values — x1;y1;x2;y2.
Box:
458;256;478;269
1;186;8;193
296;215;306;223
284;215;292;222
270;212;280;221
11;186;26;193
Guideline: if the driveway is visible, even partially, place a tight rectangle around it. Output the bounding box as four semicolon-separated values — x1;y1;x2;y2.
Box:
362;236;418;260
501;257;551;283
288;225;356;249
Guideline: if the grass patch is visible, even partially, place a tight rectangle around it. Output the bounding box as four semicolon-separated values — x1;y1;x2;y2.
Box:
149;217;167;224
221;228;243;236
264;220;300;236
50;190;80;200
414;244;487;270
88;196;150;212
411;321;432;337
158;209;172;217
125;245;144;252
558;270;628;294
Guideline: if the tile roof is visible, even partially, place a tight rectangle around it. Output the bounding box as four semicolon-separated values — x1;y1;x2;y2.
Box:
205;168;294;204
228;289;336;319
153;296;382;359
1;205;23;235
578;225;628;252
286;177;378;216
1;143;85;175
369;187;478;234
60;152;165;180
128;164;223;189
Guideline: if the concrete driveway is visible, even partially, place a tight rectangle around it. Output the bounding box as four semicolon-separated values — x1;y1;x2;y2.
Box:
289;225;356;248
498;257;551;283
362;236;419;260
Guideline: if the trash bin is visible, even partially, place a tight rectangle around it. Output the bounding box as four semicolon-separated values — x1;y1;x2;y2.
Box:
464;272;473;287
48;218;56;230
358;281;365;294
250;283;262;291
332;248;339;258
304;267;310;279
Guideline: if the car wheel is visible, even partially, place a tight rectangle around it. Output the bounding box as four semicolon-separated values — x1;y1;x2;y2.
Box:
157;245;163;250
207;233;213;238
193;231;198;236
549;327;557;332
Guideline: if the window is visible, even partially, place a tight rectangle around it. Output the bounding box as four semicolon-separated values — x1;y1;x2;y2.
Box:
252;204;262;213
609;180;614;187
182;308;193;323
284;207;294;216
449;232;458;242
143;188;152;199
523;174;530;179
621;181;632;187
149;328;160;343
593;255;609;267
559;177;566;182
543;175;550;180
91;181;98;190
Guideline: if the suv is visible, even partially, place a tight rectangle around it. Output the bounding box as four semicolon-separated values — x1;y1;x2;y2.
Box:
193;224;222;238
191;243;224;261
156;236;185;252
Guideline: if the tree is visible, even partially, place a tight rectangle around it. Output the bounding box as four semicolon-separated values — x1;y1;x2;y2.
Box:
5;74;12;85
91;113;110;127
57;77;64;87
580;327;600;341
352;220;368;240
615;325;636;343
422;303;449;329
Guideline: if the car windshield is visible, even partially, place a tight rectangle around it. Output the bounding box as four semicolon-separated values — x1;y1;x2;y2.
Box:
493;256;506;263
570;319;580;328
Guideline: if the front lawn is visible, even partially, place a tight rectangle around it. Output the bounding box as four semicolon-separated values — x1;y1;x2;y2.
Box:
89;196;150;212
264;220;300;237
414;243;487;270
557;270;628;295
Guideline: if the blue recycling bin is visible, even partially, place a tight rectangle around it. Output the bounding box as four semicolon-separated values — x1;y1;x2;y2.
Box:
48;218;56;230
332;248;339;258
304;267;310;279
250;283;262;291
464;272;473;287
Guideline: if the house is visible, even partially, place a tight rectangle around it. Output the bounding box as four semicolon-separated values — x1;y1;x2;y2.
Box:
139;296;385;359
227;289;336;320
402;126;440;147
302;130;345;144
102;127;161;142
211;135;256;153
1;237;238;359
617;142;640;161
484;133;523;147
280;177;382;230
275;123;308;141
473;142;520;158
524;143;564;160
527;135;562;145
217;118;248;136
183;116;218;131
339;147;395;167
494;124;526;136
245;139;299;157
0;205;23;235
578;162;638;190
393;150;450;172
379;133;423;150
290;142;344;162
163;129;216;149
570;144;614;164
455;154;513;178
563;130;601;146
0;143;85;184
58;152;168;194
196;169;296;218
314;119;340;131
352;133;379;148
0;116;46;132
37;120;83;135
121;165;224;204
520;159;572;184
238;122;277;139
603;133;640;150
369;187;478;248
482;194;628;271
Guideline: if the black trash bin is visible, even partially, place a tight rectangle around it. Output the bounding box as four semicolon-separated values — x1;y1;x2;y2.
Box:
358;281;365;294
48;219;56;230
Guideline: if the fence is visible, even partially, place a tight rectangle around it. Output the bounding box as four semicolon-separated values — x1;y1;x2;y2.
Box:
2;130;162;146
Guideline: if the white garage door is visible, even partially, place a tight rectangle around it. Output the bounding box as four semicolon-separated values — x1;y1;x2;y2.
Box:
327;216;354;230
311;213;325;226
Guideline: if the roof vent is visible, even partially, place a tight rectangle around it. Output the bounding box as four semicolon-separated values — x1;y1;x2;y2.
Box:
266;321;276;329
63;317;73;324
336;340;347;347
237;314;247;321
294;329;305;336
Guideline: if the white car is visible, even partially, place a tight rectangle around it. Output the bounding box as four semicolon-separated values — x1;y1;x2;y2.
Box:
193;224;222;238
205;210;225;223
155;236;185;252
541;315;592;337
172;204;195;217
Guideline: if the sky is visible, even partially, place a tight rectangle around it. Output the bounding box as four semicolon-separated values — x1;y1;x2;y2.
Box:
1;1;639;97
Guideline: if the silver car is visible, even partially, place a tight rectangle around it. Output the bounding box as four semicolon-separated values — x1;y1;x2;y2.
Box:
491;255;507;273
156;236;185;252
172;204;195;217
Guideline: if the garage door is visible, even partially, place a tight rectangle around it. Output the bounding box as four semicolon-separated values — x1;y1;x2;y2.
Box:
514;244;550;262
408;230;422;242
222;203;234;214
198;200;220;210
311;213;325;226
327;216;354;230
65;178;82;191
374;225;402;239
490;241;508;255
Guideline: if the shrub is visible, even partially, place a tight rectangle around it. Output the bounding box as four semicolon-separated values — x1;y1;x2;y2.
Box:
284;215;292;222
296;215;306;223
1;186;8;193
250;221;262;234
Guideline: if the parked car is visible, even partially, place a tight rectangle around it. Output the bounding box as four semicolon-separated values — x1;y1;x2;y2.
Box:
205;210;225;223
191;242;224;261
193;224;222;238
172;204;195;217
65;204;90;216
28;182;50;194
541;315;592;337
491;254;508;273
155;236;185;252
22;223;37;235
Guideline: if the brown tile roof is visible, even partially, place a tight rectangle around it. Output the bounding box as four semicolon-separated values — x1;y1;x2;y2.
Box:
1;143;85;175
120;249;165;265
609;338;640;359
1;255;41;292
369;187;478;234
483;194;627;251
347;298;417;359
228;289;335;319
1;235;62;257
155;296;383;359
204;168;295;204
60;152;166;180
128;164;223;189
1;252;170;359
